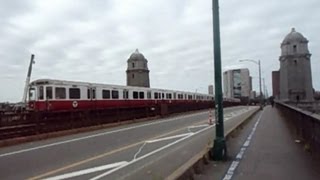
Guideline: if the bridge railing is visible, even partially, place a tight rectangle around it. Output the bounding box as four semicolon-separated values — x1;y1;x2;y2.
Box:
275;101;320;158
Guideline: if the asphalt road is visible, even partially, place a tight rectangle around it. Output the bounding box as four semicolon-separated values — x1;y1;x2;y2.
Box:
0;106;250;180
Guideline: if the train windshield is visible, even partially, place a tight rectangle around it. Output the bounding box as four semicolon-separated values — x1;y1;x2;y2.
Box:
29;87;36;101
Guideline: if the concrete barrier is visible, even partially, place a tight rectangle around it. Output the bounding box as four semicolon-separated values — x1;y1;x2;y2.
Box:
276;101;320;158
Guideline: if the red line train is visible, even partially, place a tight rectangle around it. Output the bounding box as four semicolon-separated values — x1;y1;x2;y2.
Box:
27;79;240;112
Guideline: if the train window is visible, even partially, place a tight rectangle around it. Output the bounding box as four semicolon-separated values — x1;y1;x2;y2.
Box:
162;93;164;99
173;93;176;99
46;86;53;99
92;89;96;99
154;92;158;99
55;87;66;99
87;89;90;99
69;88;80;99
29;88;36;101
133;91;139;99
112;90;119;99
102;90;111;99
166;93;172;99
147;91;151;99
188;95;192;100
123;89;129;99
139;92;144;99
39;86;44;100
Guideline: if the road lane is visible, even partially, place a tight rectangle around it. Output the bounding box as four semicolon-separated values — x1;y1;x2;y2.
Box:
0;106;248;180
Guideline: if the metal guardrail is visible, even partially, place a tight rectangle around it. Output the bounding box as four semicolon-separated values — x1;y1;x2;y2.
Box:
275;101;320;158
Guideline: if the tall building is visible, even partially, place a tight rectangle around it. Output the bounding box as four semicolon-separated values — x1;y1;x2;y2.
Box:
279;28;314;102
250;91;256;99
249;76;252;92
208;85;214;95
126;49;150;87
223;68;251;98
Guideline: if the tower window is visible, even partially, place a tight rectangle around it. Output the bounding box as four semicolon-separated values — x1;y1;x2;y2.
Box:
293;45;297;53
132;73;135;79
132;62;135;68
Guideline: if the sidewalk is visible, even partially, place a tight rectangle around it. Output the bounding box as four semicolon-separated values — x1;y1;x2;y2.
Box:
196;106;320;180
230;106;320;180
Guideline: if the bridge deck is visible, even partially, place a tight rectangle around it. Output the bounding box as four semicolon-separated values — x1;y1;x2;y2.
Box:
199;106;320;180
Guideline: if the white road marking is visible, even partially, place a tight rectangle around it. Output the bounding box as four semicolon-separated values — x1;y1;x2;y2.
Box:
44;161;128;180
188;124;210;129
243;140;250;147
145;133;194;144
89;123;215;180
133;133;194;160
91;108;257;180
222;109;264;180
0;111;208;158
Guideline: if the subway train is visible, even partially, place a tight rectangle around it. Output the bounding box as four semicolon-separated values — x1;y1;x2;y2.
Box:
27;79;240;111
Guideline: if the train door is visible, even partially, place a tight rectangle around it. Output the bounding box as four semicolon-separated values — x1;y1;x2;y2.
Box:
28;86;36;110
123;89;129;100
45;86;53;110
87;87;97;109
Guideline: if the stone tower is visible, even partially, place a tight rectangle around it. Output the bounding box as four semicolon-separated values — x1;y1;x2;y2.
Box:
279;28;314;102
126;49;150;87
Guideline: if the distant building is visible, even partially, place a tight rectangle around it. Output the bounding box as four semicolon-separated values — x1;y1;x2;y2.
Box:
272;71;280;99
249;76;252;92
279;28;314;102
250;91;256;99
208;85;214;95
223;68;251;98
126;49;150;87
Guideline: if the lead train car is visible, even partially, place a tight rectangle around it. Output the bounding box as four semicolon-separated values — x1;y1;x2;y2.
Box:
27;79;218;111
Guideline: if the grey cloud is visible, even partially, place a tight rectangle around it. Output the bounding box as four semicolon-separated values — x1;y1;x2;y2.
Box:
0;0;320;102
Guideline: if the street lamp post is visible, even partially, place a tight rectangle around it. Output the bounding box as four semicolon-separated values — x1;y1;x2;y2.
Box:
211;0;226;160
239;59;263;109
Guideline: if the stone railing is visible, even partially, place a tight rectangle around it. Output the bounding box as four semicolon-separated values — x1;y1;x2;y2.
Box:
275;101;320;158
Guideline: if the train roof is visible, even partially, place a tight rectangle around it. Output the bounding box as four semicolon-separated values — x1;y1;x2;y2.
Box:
30;79;213;97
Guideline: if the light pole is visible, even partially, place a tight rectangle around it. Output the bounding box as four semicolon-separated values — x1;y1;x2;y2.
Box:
263;78;266;99
211;0;226;160
239;59;263;109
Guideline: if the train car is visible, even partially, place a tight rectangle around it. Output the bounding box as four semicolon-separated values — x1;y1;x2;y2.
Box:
27;79;215;111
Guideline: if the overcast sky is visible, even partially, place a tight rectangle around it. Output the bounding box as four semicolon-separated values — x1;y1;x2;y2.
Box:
0;0;319;102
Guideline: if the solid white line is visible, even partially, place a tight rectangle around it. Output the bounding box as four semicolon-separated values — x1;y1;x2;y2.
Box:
145;133;194;144
0;111;207;158
188;124;209;129
222;109;264;180
44;161;128;180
